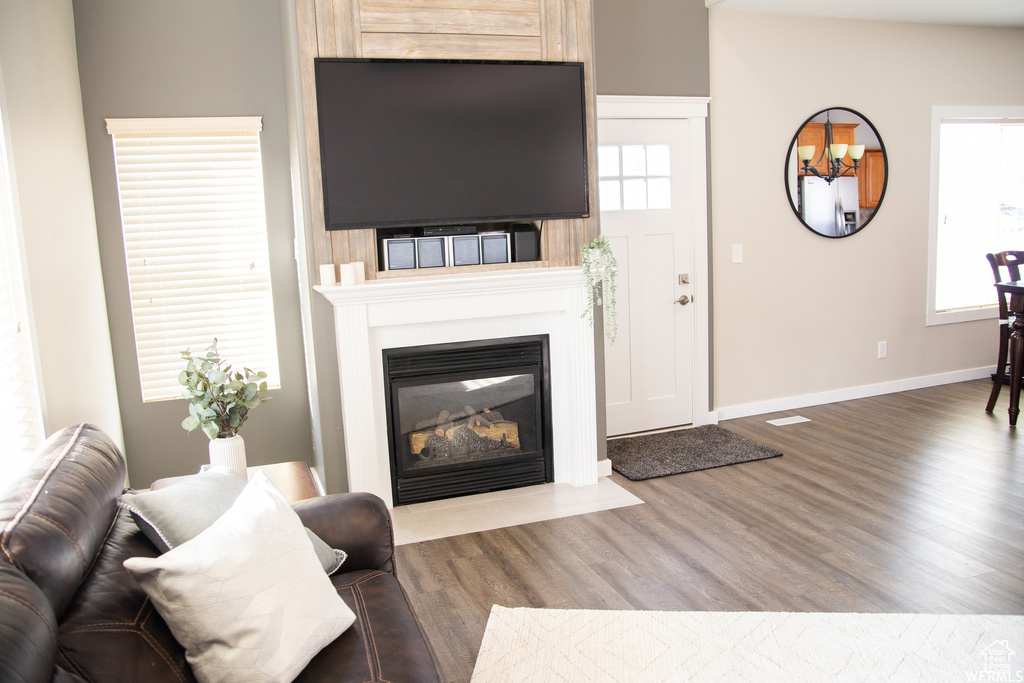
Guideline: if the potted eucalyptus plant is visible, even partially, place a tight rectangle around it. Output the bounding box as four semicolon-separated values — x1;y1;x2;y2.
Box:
581;234;619;343
179;339;270;476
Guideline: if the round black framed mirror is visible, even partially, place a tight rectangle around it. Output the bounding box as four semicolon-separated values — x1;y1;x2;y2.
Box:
785;107;888;238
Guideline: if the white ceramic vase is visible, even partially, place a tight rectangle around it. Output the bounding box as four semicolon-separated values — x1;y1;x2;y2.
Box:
208;434;247;478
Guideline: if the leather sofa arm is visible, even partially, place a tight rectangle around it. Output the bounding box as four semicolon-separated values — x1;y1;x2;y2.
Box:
0;568;58;683
292;492;395;574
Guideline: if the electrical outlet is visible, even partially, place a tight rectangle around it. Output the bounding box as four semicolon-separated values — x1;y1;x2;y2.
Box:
877;341;887;359
732;244;743;263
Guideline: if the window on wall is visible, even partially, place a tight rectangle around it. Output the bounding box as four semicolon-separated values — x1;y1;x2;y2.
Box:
598;144;672;212
106;117;281;402
0;98;45;483
928;107;1024;325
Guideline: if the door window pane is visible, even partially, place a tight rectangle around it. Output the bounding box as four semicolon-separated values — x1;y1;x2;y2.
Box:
597;144;672;213
646;145;671;176
648;178;671;210
623;179;648;211
621;145;647;176
598;145;620;177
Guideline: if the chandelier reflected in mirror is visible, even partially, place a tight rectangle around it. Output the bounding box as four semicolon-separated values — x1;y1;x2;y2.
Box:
796;111;865;183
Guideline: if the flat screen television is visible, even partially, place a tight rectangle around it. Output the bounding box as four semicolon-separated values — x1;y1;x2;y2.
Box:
314;58;590;231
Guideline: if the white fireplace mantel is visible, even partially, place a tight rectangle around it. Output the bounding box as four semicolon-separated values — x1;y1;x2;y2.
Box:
316;267;599;508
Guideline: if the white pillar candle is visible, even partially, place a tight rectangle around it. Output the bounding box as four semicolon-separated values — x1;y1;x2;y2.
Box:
319;263;337;286
339;263;357;286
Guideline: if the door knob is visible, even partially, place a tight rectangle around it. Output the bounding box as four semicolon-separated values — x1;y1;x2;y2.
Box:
675;295;691;306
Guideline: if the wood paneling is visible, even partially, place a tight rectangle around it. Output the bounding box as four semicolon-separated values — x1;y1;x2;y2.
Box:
575;0;599;247
560;0;579;60
297;0;335;275
395;379;1024;682
296;0;599;278
316;0;362;56
365;0;540;13
360;5;540;36
361;32;541;59
539;0;564;59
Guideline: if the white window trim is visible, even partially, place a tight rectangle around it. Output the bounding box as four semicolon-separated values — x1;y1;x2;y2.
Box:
0;71;46;473
926;105;1024;326
106;116;262;136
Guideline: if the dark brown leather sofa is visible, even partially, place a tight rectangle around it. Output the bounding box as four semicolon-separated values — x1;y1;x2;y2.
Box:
0;424;445;682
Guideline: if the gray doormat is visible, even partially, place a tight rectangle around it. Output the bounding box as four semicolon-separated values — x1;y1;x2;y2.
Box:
607;425;782;481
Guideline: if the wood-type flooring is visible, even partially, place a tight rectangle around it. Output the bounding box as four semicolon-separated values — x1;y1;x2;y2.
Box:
394;379;1024;682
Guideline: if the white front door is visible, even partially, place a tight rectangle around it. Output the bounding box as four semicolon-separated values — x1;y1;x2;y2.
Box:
598;111;705;436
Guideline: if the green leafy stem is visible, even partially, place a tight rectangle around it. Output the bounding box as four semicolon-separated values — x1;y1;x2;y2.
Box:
581;234;619;343
179;339;271;440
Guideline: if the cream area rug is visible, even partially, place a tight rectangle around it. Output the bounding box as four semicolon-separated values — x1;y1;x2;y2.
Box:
470;606;1024;682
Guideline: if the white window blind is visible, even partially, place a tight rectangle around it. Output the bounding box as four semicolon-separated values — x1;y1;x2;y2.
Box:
0;101;45;481
107;117;280;402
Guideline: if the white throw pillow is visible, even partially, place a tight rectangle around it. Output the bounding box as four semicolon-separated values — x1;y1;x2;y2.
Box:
124;471;355;683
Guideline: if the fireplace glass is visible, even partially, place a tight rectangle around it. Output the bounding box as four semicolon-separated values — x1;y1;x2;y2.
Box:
396;373;537;468
384;336;552;505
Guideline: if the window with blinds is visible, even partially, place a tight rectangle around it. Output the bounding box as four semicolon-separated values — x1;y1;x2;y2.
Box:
107;117;281;402
0;102;45;480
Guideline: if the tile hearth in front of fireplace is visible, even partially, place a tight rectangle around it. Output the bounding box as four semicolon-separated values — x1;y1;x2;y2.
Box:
390;478;644;545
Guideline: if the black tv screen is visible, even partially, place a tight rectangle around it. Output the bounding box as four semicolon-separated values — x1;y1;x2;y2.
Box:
314;58;590;230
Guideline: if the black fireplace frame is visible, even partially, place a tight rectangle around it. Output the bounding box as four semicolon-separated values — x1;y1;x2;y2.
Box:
382;335;553;506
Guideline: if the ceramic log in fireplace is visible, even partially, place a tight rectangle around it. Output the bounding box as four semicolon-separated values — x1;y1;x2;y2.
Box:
383;335;553;505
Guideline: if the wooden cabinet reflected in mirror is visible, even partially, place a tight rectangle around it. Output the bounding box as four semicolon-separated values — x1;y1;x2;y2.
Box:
785;107;888;238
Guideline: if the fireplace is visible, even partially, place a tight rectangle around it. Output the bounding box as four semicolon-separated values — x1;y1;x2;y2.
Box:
315;267;599;509
384;336;552;505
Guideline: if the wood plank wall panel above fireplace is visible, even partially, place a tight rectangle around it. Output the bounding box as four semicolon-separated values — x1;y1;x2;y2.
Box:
360;34;542;59
295;0;599;280
360;3;541;36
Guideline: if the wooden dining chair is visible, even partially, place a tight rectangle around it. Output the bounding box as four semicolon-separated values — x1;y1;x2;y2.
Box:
986;250;1024;413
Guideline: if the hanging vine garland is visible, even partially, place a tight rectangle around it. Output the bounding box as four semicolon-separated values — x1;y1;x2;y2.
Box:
581;235;619;343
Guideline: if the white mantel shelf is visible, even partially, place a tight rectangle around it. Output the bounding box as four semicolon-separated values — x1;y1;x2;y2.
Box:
315;267;599;508
316;266;586;306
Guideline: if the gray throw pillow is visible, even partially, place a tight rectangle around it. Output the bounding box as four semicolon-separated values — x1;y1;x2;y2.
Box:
124;472;355;682
120;467;346;575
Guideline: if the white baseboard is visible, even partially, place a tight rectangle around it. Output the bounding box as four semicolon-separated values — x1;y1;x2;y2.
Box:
715;366;994;421
697;410;719;426
597;458;613;478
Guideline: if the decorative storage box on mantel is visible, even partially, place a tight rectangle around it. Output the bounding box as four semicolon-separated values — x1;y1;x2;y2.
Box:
315;268;599;508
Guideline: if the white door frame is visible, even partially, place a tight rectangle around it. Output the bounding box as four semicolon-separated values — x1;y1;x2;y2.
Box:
597;95;716;428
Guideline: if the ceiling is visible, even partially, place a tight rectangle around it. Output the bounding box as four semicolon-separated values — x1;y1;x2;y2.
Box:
705;0;1024;28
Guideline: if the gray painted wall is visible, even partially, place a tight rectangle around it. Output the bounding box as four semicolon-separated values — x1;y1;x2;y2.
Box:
593;0;710;97
73;0;314;487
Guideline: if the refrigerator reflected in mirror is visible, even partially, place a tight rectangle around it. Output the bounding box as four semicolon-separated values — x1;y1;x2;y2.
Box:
799;176;859;237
